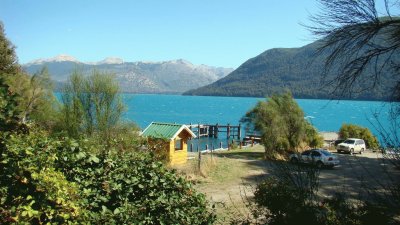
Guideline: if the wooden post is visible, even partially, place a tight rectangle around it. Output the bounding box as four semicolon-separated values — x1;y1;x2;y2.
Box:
227;140;230;150
238;124;242;140
220;142;222;149
190;143;193;152
197;146;201;172
211;144;214;160
240;141;242;149
205;144;208;150
197;122;201;172
215;123;219;138
227;123;230;139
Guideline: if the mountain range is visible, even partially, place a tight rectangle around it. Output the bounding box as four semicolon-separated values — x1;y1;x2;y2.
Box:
184;40;394;100
23;55;234;94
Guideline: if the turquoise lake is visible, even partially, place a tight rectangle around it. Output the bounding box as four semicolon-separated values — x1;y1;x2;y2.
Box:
122;94;392;140
56;93;394;150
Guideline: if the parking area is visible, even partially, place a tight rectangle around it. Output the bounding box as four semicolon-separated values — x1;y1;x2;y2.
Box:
318;150;400;198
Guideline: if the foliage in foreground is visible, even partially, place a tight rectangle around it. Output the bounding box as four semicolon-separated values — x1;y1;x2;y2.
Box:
0;128;216;224
242;92;323;157
339;123;379;149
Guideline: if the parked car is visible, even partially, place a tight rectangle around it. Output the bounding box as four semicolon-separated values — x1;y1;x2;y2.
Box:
290;149;340;169
334;139;345;146
336;138;366;154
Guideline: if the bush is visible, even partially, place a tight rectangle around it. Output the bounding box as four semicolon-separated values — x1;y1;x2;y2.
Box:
242;92;324;156
339;124;379;149
251;162;322;225
57;140;216;224
0;129;87;224
0;128;216;224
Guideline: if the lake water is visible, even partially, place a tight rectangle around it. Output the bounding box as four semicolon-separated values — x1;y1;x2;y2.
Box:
122;94;393;150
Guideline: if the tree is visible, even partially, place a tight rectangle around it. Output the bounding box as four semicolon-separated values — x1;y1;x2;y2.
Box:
242;92;322;157
0;77;20;132
0;22;21;131
26;67;59;128
308;0;400;101
307;2;400;222
5;67;58;126
60;69;125;143
0;22;20;77
1;22;57;128
304;122;325;148
339;123;380;149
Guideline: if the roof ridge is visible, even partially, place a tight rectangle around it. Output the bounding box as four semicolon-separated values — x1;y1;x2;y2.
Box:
142;122;196;139
151;122;183;126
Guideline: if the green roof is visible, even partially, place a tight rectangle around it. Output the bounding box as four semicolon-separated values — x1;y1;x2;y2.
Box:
141;122;196;140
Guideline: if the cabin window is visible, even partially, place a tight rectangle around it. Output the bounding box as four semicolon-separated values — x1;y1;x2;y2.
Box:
175;138;183;150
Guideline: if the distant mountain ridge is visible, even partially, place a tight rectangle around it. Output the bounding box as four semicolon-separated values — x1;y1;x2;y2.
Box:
184;40;395;100
23;55;234;94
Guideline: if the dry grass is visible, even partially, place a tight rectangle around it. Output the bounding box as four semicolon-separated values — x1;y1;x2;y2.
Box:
173;145;268;224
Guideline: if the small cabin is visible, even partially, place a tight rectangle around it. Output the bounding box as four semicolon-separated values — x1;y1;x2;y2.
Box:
141;122;196;165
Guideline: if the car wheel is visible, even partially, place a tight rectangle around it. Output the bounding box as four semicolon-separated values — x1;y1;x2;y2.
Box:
290;157;298;164
360;148;364;154
350;148;354;155
316;161;323;169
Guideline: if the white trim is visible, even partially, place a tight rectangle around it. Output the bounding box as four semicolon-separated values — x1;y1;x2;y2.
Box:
140;121;155;136
171;125;197;140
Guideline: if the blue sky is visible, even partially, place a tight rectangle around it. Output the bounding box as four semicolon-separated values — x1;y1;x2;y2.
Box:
1;0;318;68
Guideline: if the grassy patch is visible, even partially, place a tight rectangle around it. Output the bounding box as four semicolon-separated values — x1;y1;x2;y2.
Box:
173;145;268;224
214;145;265;160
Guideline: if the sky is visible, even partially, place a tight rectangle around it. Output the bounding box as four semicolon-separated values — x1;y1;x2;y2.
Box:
1;0;319;68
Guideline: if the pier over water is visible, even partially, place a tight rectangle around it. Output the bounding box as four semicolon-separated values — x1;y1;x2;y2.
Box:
186;123;241;140
186;123;260;152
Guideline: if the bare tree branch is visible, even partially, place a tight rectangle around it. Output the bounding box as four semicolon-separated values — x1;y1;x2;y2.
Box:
306;0;400;101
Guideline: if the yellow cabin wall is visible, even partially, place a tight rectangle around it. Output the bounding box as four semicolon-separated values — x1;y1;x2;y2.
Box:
168;132;190;165
147;130;192;165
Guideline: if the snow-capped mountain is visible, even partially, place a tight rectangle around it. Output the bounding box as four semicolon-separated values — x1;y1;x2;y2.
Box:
23;55;234;94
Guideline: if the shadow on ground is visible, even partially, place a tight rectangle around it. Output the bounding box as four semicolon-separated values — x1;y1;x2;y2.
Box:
213;149;400;201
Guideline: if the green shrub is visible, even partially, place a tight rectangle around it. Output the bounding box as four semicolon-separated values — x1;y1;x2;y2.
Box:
1;128;216;224
339;124;379;149
0;130;87;224
252;163;322;225
57;140;216;224
242;92;324;155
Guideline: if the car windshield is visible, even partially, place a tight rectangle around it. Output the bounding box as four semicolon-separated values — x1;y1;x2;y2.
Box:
320;150;332;156
301;151;311;156
344;140;355;144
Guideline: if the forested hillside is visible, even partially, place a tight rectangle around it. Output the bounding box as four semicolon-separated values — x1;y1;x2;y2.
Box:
184;40;394;100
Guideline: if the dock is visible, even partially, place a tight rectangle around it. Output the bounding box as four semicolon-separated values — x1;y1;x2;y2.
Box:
186;123;242;139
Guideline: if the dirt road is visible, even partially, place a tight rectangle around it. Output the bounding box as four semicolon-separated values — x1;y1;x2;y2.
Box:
186;148;399;223
318;150;400;198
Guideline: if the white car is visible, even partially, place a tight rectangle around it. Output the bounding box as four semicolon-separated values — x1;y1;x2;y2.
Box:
289;149;340;169
336;138;366;154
